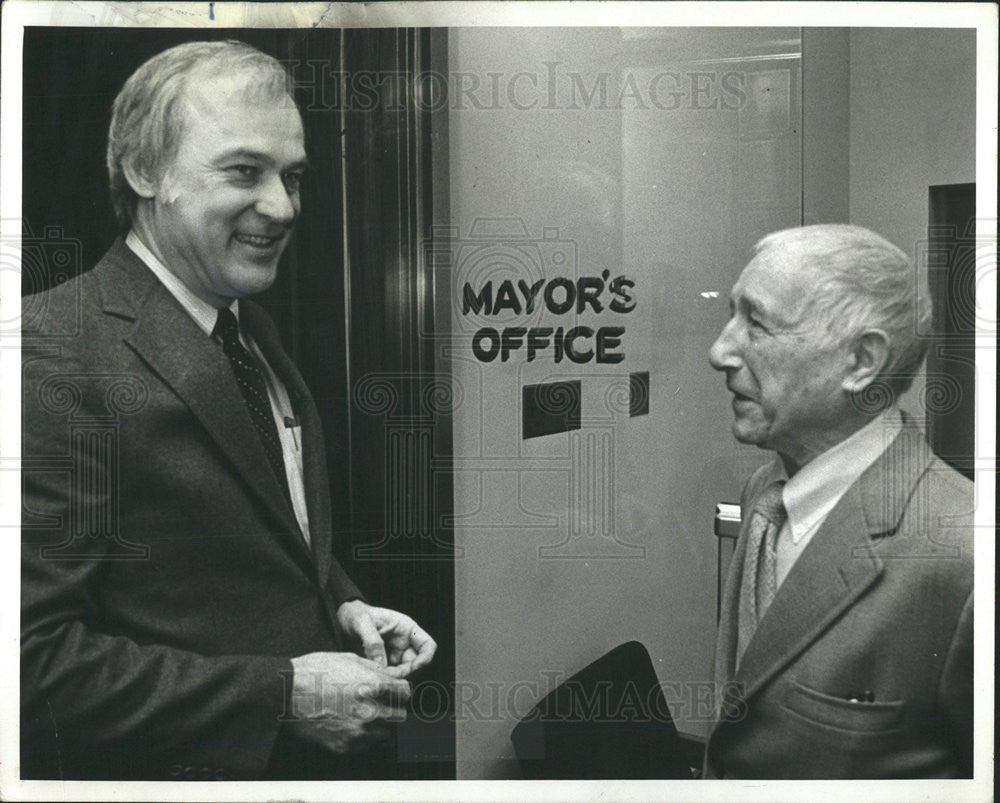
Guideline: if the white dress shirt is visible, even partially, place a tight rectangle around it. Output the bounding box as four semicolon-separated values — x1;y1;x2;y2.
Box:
126;231;311;545
770;406;904;587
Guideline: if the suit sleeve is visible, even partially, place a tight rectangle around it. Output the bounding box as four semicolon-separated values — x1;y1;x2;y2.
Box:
326;560;365;606
21;357;290;779
936;588;973;777
22;554;291;778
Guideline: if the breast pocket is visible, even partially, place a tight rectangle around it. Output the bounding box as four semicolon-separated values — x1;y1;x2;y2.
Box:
782;681;904;734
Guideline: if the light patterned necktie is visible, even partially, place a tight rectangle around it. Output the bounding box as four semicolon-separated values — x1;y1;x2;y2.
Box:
737;480;787;665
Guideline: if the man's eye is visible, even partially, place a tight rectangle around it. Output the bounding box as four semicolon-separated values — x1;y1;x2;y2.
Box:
282;172;303;192
229;165;259;179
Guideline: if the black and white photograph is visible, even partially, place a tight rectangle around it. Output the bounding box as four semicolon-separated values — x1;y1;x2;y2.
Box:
1;2;995;800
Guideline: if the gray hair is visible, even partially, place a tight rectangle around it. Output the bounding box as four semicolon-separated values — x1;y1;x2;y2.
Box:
753;224;932;397
107;40;296;229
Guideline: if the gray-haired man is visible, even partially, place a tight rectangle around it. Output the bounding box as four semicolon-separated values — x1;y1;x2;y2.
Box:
705;225;973;778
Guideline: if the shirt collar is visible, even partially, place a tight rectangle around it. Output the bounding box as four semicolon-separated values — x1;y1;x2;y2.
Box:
778;407;903;544
125;230;238;335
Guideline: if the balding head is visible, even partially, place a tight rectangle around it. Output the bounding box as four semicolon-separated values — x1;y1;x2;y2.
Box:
752;224;931;397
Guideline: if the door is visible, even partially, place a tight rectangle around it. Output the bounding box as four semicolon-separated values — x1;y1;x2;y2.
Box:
927;183;976;481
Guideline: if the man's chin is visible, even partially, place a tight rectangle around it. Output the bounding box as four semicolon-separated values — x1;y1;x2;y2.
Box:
224;262;281;297
731;419;768;449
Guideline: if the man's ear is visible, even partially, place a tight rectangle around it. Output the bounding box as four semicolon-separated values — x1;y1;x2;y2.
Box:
842;329;891;393
121;157;159;200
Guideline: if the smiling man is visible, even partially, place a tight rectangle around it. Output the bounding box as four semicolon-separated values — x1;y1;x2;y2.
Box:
22;41;435;781
704;225;973;779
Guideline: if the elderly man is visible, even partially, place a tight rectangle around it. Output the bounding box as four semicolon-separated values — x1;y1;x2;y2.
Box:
21;40;435;780
705;224;973;778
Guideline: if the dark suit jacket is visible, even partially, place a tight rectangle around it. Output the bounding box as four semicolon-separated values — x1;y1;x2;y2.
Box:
705;419;974;779
21;240;364;780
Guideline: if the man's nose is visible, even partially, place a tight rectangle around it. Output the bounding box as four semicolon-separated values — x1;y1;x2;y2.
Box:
708;318;741;372
255;174;297;224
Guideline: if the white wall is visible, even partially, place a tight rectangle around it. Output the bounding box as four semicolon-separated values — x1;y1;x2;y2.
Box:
849;28;976;250
802;28;850;225
848;28;977;414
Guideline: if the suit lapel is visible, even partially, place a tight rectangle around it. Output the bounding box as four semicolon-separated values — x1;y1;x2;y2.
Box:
98;241;306;549
297;392;334;590
731;485;883;699
240;301;333;586
716;418;936;721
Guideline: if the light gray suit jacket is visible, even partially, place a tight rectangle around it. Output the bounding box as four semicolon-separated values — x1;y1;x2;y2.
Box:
705;419;974;778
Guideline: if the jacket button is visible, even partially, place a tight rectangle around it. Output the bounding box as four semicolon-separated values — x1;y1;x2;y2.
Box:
168;764;183;778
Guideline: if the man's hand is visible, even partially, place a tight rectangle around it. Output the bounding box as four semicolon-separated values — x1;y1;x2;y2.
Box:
286;652;411;754
337;600;437;678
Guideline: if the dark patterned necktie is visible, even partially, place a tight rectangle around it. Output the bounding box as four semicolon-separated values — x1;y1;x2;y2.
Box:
214;308;290;501
737;480;787;665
